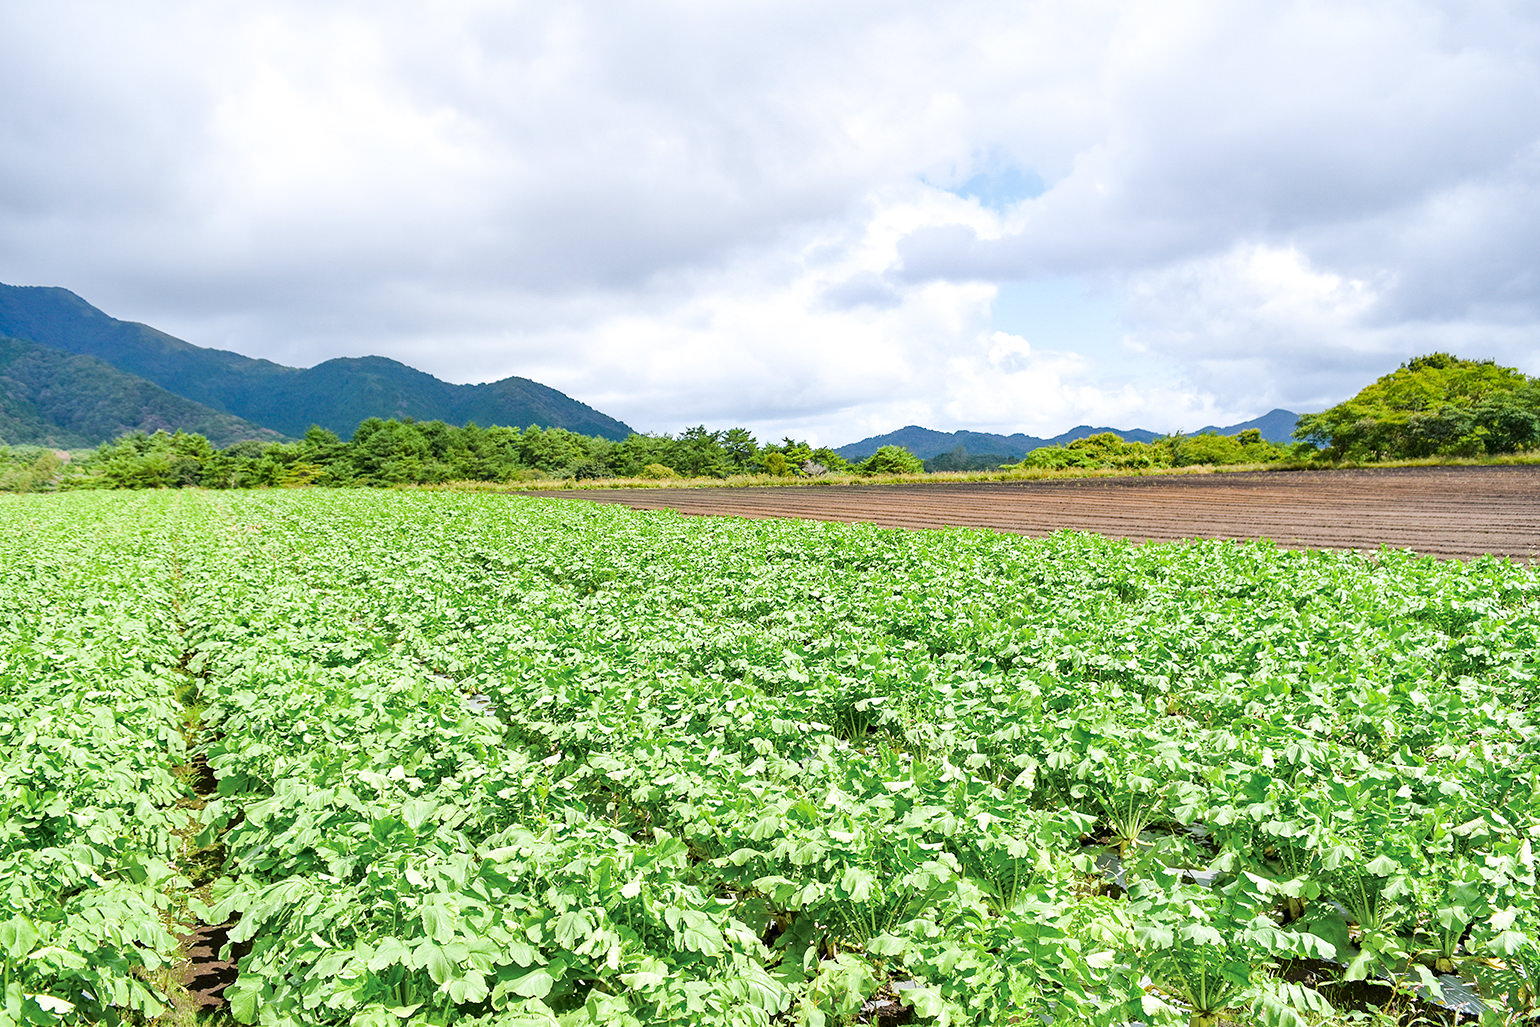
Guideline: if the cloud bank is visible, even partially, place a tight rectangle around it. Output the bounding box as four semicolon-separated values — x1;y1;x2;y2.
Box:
2;1;1536;443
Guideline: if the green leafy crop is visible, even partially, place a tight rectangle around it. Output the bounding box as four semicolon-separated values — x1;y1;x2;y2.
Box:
1;489;1536;1026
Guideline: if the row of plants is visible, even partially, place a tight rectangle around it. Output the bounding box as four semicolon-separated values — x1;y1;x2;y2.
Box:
0;492;206;1023
0;490;1537;1025
380;495;1540;1024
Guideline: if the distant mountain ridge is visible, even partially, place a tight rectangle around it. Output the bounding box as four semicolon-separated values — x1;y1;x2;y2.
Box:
836;409;1300;462
0;283;633;442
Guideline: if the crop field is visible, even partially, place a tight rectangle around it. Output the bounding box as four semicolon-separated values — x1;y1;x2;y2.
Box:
547;465;1540;562
1;489;1538;1027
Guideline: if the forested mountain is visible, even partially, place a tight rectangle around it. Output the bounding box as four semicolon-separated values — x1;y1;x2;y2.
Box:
836;424;1160;463
1190;409;1300;445
0;283;633;440
836;410;1298;462
0;336;283;448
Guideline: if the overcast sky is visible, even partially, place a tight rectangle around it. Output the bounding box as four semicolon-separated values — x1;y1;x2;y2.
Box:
2;1;1537;444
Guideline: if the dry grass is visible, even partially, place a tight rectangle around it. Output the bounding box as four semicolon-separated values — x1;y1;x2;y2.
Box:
401;449;1540;494
407;462;1248;493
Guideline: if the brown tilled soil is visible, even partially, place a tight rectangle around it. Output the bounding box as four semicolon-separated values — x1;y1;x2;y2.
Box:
170;922;244;1012
535;465;1540;561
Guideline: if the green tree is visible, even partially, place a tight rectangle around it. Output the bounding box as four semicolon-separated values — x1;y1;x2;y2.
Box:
78;430;211;488
856;445;924;475
1295;353;1538;459
2;448;65;492
762;452;793;477
671;426;730;478
200;439;274;488
347;419;433;485
721;428;760;474
1472;383;1540;453
809;446;852;474
516;425;592;472
1163;431;1285;467
759;437;816;473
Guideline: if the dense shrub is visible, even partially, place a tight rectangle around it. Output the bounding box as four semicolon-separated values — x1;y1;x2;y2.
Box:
856;445;924;475
1295;353;1540;459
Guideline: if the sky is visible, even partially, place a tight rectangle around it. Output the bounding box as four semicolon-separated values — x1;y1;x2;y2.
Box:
2;1;1538;446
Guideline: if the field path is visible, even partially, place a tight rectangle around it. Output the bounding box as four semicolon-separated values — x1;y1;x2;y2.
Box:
534;465;1540;560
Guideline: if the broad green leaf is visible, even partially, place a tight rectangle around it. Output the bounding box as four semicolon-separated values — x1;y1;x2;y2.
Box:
423;944;455;986
0;920;37;960
226;980;260;1025
505;968;555;1000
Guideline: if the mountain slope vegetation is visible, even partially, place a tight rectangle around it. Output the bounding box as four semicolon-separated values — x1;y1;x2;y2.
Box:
0;283;633;440
836;410;1297;463
0;335;283;448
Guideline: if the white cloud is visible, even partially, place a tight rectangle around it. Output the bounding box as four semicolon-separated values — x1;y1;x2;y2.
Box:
932;330;1227;436
1;1;1538;443
504;185;1004;442
1122;240;1540;414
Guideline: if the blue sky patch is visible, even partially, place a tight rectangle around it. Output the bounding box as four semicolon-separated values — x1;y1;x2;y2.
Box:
991;278;1124;358
947;164;1046;211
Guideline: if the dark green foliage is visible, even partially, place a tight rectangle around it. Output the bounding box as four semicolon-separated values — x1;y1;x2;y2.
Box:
2;415;1303;493
0;283;633;440
1473;387;1540;453
4;420;871;491
567;457;610;480
809;446;852;473
721;427;760;472
668;426;733;478
90;431;215;488
1009;429;1288;472
1294;353;1540;459
856;444;924;475
756;438;853;476
0;336;282;448
1162;428;1285;467
925;446;1010;472
0;447;65;492
1014;432;1159;471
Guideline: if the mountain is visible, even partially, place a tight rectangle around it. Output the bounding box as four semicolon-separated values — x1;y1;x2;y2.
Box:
837;424;1159;463
0;283;633;440
1191;408;1300;443
0;336;285;448
836;411;1298;463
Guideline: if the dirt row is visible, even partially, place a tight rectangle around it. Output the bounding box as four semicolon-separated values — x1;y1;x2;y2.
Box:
535;465;1540;561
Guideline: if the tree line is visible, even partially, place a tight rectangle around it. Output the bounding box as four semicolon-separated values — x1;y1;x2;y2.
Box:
0;415;1287;493
1007;428;1289;471
0;420;926;491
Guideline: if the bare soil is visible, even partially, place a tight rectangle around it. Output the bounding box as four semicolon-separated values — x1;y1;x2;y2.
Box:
535;466;1540;561
170;922;244;1013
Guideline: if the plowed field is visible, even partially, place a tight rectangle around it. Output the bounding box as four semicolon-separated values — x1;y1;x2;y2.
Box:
538;465;1540;560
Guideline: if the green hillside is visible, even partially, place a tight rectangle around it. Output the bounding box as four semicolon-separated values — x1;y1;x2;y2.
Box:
0;283;634;440
0;336;284;448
